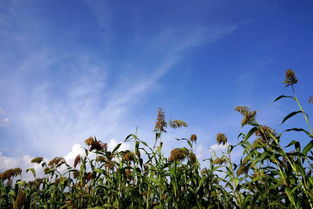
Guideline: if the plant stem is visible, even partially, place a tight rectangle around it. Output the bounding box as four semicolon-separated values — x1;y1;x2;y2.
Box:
292;85;313;134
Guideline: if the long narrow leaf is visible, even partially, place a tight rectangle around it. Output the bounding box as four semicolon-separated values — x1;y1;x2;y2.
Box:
281;111;302;124
273;95;294;103
286;140;300;149
244;127;258;141
285;128;313;138
303;140;313;155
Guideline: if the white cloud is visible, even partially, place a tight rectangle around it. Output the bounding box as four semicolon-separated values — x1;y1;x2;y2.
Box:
0;32;212;157
0;139;134;180
0;152;30;170
63;144;85;167
192;142;230;163
209;143;229;153
3;118;9;123
0;107;10;126
0;144;86;179
0;152;44;181
0;1;237;162
62;140;132;168
194;143;210;161
107;139;132;151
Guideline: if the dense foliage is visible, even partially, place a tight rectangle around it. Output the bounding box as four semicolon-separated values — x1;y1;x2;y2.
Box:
1;70;312;209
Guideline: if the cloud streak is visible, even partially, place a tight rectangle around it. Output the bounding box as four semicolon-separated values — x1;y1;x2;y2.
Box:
0;1;237;172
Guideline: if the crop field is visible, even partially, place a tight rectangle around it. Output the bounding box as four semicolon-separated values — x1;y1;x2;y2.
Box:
1;70;312;209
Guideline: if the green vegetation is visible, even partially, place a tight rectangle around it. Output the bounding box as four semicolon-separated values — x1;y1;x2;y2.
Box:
1;70;312;209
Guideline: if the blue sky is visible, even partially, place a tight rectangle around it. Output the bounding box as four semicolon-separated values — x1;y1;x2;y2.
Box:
0;0;313;170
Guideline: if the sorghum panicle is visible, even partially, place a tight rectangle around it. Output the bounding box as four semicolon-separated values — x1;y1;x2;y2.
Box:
190;134;197;143
31;157;43;164
168;148;189;162
216;133;227;145
284;69;298;86
169;120;188;129
154;108;167;133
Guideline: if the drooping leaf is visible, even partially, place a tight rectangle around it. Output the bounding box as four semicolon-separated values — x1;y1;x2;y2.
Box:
285;128;313;138
286;140;301;152
303;140;313;155
273;95;294;103
237;132;244;139
124;134;133;141
244;127;258;141
281;111;302;124
26;168;36;178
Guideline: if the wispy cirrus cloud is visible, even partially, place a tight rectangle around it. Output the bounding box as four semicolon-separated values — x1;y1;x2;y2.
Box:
0;108;10;126
0;1;238;172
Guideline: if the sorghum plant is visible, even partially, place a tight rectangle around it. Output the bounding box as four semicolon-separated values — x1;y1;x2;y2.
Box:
0;70;312;209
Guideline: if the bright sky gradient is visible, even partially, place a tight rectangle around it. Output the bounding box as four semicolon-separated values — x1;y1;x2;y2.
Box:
1;0;313;171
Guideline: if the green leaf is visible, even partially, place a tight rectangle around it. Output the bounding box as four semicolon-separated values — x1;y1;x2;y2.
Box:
303;140;313;155
285;128;313;138
125;134;139;142
286;140;300;150
237;132;244;139
175;137;188;141
273;95;294;103
26;168;36;178
281;111;302;124
227;145;234;153
135;141;140;150
155;132;161;139
112;143;121;153
93;168;105;174
244;127;258;141
187;140;192;148
139;140;151;150
124;134;133;141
